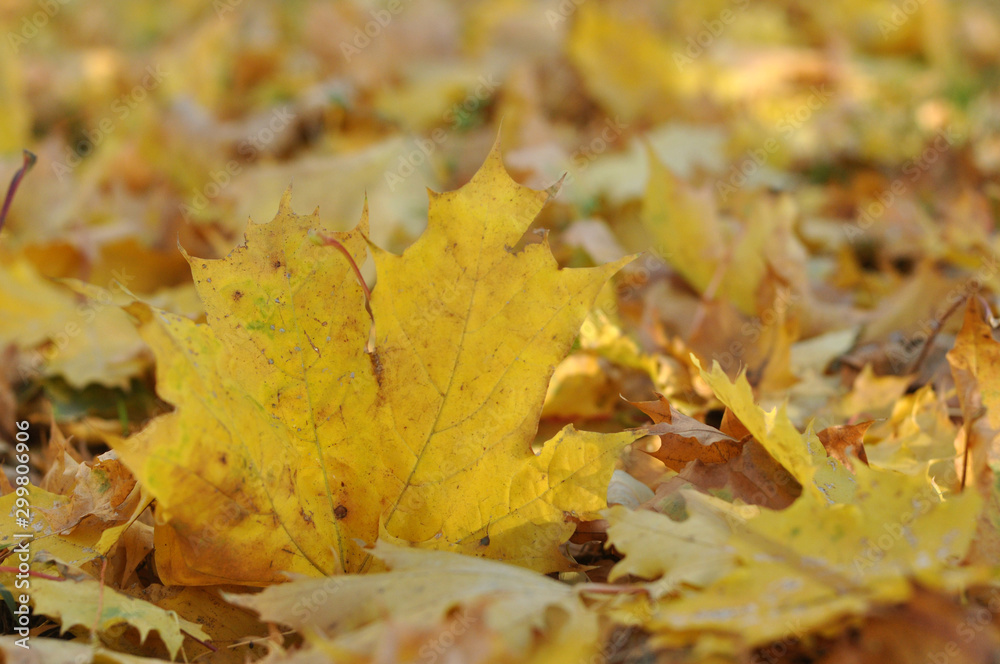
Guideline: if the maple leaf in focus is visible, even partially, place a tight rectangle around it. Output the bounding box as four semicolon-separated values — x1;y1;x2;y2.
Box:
113;141;640;584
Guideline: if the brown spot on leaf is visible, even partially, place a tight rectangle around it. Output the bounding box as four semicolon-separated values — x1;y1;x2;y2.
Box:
232;290;243;302
334;505;348;520
369;349;383;382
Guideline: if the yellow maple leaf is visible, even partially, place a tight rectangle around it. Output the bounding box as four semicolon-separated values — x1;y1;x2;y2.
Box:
629;359;984;652
604;497;734;597
693;356;830;495
25;574;210;659
0;637;174;664
114;141;640;584
225;540;599;661
645;465;983;651
0;469;150;567
0;258;147;388
642;152;781;318
567;4;683;124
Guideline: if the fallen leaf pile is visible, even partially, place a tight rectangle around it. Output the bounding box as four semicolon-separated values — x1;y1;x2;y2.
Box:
4;1;1000;663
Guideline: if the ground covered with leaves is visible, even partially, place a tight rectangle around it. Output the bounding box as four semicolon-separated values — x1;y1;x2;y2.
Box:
3;1;1000;662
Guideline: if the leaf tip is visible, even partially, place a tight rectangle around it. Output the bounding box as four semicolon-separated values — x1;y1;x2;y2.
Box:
482;131;508;176
357;195;370;238
545;172;566;201
277;184;294;214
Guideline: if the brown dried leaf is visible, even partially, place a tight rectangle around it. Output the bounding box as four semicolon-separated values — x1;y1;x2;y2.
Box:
630;394;742;471
816;421;873;471
813;586;1000;664
680;438;802;509
719;407;752;440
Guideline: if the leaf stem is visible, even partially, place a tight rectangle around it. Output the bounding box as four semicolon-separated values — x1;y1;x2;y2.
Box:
317;233;372;309
907;294;967;381
182;629;217;652
0;566;64;580
0;150;37;235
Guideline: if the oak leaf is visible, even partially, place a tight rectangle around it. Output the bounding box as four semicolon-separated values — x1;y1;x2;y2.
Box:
114;142;640;584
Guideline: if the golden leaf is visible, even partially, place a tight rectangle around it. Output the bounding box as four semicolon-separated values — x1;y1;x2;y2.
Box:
114;141;640;584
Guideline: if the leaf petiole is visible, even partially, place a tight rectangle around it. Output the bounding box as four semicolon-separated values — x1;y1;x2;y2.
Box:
0;566;64;580
0;150;37;235
313;231;372;312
